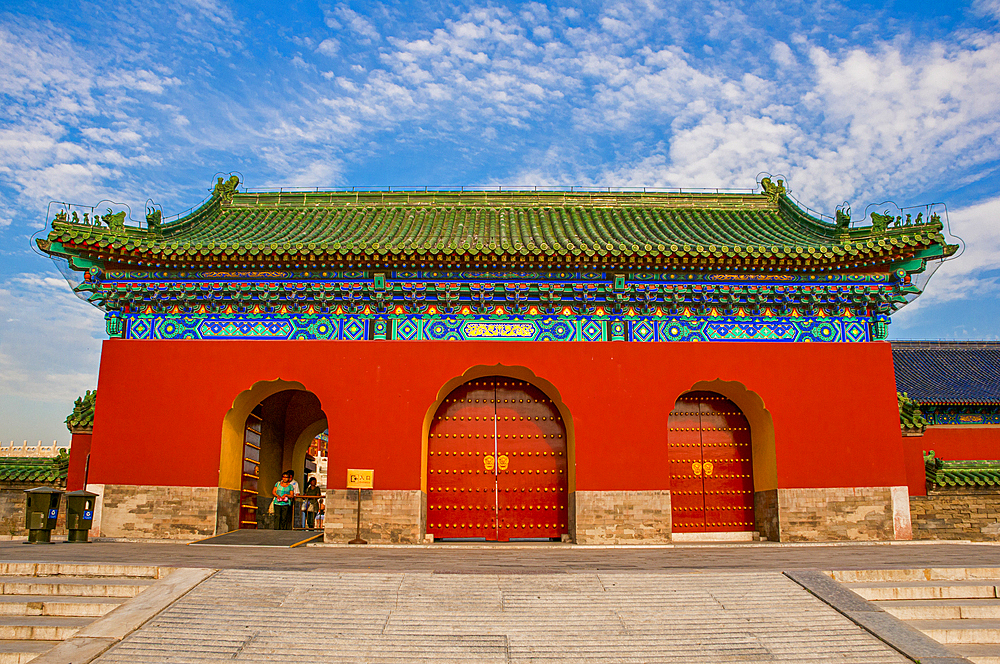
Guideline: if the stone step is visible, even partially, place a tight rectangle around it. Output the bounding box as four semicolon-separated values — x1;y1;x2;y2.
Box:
0;616;92;641
878;598;1000;620
909;618;1000;644
951;643;1000;664
847;580;1000;601
0;577;153;598
0;595;125;617
830;568;1000;583
0;564;166;580
0;639;54;664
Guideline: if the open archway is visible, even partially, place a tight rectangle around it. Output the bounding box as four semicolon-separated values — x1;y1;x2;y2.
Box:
221;379;327;530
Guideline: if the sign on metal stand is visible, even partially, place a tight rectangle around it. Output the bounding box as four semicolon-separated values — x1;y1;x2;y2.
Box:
346;469;373;544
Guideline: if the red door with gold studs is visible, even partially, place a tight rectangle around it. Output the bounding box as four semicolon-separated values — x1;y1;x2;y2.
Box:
427;377;568;541
668;392;754;534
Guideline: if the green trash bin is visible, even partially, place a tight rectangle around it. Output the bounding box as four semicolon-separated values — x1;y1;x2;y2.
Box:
64;490;98;543
23;486;63;544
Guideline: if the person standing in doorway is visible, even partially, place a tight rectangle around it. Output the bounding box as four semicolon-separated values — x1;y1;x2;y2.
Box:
272;471;297;530
302;476;321;529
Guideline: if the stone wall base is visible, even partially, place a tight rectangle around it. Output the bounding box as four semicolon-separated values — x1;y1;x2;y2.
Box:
324;489;424;544
910;493;1000;541
1;485;69;537
573;490;671;544
216;488;241;534
87;484;226;539
754;490;779;541
771;486;908;542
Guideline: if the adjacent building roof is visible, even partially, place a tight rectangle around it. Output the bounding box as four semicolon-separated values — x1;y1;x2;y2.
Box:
0;453;69;485
65;390;96;432
925;453;1000;489
38;176;956;275
893;341;1000;404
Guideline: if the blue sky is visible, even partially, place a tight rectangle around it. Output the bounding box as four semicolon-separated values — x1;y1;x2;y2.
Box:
1;0;999;444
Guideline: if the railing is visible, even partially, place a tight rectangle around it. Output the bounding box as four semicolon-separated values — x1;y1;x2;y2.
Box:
0;441;68;458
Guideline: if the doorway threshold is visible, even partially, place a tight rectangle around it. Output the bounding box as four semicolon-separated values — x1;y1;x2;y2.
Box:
672;531;758;542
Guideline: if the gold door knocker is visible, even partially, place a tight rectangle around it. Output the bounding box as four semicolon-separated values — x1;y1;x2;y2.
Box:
703;461;714;476
483;455;495;472
498;454;509;471
692;461;702;476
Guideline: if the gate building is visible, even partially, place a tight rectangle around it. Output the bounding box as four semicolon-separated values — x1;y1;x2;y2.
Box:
40;175;963;543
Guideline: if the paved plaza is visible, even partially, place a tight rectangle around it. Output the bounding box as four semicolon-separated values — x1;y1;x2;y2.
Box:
2;540;999;573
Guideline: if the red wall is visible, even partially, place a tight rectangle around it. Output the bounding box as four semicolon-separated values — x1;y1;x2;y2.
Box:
90;339;907;492
67;432;92;491
903;427;1000;495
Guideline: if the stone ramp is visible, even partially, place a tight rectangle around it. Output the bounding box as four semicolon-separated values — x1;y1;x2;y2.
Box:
92;569;911;663
189;530;322;547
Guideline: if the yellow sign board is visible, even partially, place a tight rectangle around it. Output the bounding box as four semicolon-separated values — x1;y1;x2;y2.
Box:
347;469;374;489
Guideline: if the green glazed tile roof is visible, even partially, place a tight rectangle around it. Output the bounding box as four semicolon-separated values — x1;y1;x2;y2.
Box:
65;390;96;432
925;452;1000;489
38;176;957;271
898;391;928;432
0;452;69;485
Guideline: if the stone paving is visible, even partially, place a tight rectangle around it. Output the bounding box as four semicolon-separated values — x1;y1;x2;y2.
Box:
93;569;911;663
1;541;998;574
4;541;997;662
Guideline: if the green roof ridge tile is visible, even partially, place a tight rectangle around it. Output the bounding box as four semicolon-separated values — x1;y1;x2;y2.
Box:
924;451;1000;489
65;389;96;432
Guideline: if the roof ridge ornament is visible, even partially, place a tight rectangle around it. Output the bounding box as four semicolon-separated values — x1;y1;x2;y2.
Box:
870;210;893;234
759;177;786;204
835;203;851;233
145;207;162;236
213;175;240;204
101;208;127;235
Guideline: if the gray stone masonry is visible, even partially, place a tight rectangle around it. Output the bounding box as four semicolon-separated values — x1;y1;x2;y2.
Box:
574;490;671;544
324;489;423;543
775;487;896;542
910;493;1000;541
98;485;219;539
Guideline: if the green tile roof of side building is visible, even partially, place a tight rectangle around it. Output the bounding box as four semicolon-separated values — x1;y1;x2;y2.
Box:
37;176;957;273
925;452;1000;489
0;453;69;485
65;390;96;433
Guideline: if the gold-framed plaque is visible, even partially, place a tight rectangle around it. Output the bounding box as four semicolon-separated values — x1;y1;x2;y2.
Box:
347;469;374;489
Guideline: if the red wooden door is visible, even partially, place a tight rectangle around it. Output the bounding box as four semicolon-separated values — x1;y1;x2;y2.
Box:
239;409;262;529
669;392;754;533
427;377;568;541
495;379;568;542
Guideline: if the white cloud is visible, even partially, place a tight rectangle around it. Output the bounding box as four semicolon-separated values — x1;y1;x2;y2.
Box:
317;38;340;56
335;4;381;42
771;42;796;67
891;195;1000;327
973;0;1000;21
0;272;104;404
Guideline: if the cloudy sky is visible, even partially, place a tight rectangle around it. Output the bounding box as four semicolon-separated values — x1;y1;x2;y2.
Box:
1;0;999;444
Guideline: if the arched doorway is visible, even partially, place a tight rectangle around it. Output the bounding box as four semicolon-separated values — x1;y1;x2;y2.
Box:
235;389;327;529
427;377;568;542
669;391;754;534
